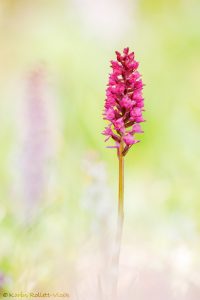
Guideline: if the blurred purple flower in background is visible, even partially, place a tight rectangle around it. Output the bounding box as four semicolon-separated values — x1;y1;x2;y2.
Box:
14;66;57;222
22;68;48;220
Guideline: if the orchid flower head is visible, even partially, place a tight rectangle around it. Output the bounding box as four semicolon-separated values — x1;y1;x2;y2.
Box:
102;47;145;156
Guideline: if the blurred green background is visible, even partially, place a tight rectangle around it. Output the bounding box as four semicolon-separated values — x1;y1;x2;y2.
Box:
0;0;200;298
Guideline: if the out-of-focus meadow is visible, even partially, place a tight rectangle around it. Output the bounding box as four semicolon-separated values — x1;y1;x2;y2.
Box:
0;0;200;299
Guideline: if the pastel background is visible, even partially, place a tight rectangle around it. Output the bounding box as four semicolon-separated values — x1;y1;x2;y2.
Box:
0;0;200;299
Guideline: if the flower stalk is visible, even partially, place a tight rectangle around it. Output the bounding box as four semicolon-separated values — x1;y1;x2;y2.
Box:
118;142;124;223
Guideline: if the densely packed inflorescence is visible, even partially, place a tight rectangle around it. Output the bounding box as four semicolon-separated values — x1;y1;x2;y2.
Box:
102;48;145;156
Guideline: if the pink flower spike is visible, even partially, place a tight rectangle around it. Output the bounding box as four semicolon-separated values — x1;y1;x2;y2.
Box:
102;48;145;154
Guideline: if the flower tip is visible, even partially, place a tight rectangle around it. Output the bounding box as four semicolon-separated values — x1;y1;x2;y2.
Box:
123;47;129;55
